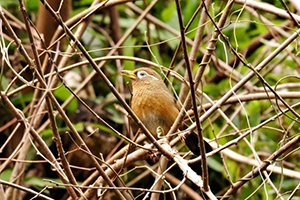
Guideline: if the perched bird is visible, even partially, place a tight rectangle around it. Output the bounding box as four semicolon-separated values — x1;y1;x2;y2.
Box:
122;67;211;155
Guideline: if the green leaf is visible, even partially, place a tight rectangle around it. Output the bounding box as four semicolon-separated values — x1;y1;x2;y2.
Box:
25;177;68;191
41;122;84;137
161;1;176;22
25;0;39;12
149;45;163;65
25;177;51;188
1;0;18;7
183;0;198;25
54;86;78;112
243;101;261;126
0;76;10;92
91;123;114;134
207;157;223;173
123;36;137;70
158;30;179;50
0;168;12;181
12;92;33;109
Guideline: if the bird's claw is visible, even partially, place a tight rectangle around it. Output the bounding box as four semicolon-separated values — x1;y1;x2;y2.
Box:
178;132;186;141
156;126;164;138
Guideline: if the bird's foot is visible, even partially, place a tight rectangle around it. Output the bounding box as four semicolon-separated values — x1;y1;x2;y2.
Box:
178;132;186;141
156;126;164;139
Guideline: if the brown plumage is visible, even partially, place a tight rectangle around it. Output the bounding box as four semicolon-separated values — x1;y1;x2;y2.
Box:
122;67;212;155
123;67;178;138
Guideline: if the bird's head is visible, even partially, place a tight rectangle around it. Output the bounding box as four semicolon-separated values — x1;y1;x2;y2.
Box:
121;67;162;84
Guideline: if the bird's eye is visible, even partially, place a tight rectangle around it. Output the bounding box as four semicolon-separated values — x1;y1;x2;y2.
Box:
137;71;148;79
136;70;159;80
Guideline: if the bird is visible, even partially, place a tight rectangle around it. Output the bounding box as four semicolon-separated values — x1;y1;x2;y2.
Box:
122;67;211;156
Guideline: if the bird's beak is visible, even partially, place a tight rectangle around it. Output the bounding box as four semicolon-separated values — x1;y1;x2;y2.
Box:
121;70;136;80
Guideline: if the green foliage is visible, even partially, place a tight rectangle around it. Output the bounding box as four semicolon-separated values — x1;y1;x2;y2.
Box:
0;168;12;181
149;45;163;65
207;157;224;173
243;100;261;126
161;1;176;22
91;123;114;134
0;76;10;92
42;122;84;137
53;86;78;112
11;92;33;109
1;0;18;8
1;0;300;199
25;177;64;194
73;0;94;9
203;79;229;97
123;36;137;70
25;0;39;13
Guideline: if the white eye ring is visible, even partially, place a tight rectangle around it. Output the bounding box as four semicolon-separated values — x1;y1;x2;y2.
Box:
136;71;159;80
137;71;147;78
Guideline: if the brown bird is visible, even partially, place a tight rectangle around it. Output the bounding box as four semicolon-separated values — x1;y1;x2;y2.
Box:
122;67;211;155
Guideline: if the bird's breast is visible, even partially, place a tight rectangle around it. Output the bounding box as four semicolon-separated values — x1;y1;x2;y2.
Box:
131;85;178;138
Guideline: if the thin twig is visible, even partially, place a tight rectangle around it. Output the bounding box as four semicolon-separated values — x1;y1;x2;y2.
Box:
0;179;54;200
174;0;210;191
